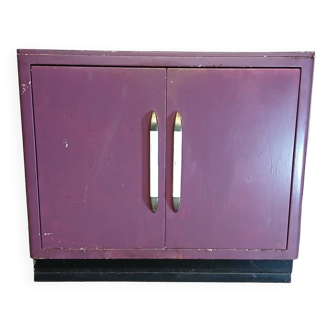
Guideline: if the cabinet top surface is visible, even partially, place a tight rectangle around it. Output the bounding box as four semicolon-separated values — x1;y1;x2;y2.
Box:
17;49;315;58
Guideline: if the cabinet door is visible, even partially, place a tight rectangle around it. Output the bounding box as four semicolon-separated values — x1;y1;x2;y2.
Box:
166;68;300;249
32;66;166;249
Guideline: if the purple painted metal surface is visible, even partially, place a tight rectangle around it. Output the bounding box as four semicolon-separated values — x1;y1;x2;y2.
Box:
17;49;314;57
166;69;300;250
31;66;166;249
18;55;39;258
288;59;314;258
17;50;314;259
17;51;313;69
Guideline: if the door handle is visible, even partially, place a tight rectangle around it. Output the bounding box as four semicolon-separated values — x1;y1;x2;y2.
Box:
173;112;182;212
150;111;158;213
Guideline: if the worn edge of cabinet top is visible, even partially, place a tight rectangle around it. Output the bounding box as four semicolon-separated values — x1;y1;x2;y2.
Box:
17;49;315;58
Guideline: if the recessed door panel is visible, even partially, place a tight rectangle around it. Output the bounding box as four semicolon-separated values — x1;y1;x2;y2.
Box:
32;66;166;249
166;68;300;249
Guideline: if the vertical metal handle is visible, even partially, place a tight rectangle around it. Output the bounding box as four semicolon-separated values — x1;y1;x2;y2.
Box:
173;112;182;212
150;111;158;213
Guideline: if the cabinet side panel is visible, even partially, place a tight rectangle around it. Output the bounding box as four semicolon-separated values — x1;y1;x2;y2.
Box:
287;58;315;258
18;57;43;256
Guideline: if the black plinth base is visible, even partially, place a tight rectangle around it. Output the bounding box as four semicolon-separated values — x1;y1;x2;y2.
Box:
34;259;292;282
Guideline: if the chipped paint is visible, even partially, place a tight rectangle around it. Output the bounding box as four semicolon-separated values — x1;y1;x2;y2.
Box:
21;84;28;95
21;81;31;95
83;184;89;203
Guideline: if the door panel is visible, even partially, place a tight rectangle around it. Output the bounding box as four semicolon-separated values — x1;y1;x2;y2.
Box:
32;66;166;249
166;68;300;249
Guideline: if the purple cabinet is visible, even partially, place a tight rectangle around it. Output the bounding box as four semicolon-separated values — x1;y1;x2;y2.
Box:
17;50;314;261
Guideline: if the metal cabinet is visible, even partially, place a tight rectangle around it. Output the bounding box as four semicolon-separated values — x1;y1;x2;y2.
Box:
18;50;314;281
